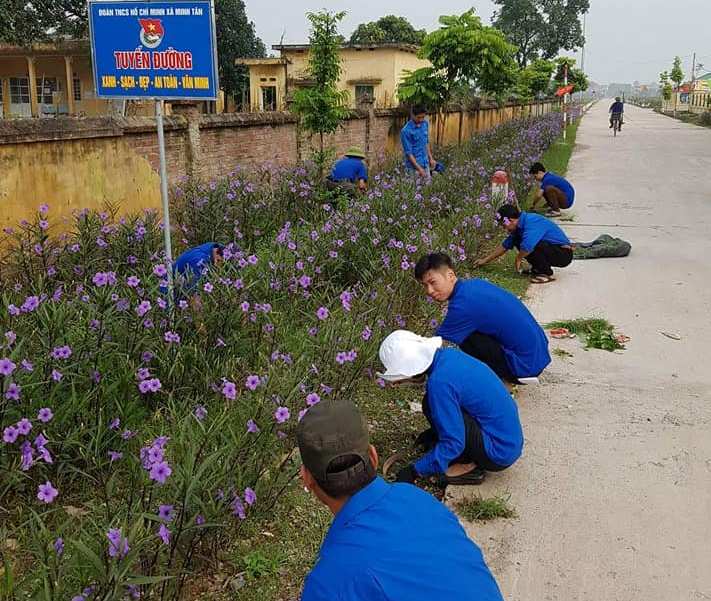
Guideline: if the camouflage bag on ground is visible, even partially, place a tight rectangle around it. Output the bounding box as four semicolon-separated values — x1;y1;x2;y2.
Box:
573;234;631;260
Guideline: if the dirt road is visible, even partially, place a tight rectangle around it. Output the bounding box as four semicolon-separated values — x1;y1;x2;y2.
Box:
449;102;711;600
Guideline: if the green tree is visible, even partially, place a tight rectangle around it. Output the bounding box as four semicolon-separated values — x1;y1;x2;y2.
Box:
399;9;518;110
215;0;266;103
553;57;588;92
493;0;589;67
0;0;87;42
292;11;351;175
516;58;555;99
349;15;426;46
669;55;684;116
659;71;673;103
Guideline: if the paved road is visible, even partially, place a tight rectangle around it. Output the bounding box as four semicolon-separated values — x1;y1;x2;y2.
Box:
449;102;711;601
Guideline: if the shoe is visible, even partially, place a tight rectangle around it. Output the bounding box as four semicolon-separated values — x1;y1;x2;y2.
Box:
545;210;561;217
437;467;487;486
517;377;540;385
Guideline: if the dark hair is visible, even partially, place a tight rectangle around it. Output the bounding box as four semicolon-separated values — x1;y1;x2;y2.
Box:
317;454;376;498
497;204;521;220
414;252;454;281
529;162;546;175
411;105;427;117
213;244;224;257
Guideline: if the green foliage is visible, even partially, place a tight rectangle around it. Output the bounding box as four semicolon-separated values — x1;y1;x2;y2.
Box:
292;11;351;169
516;59;556;99
659;72;673;102
554;57;589;92
215;0;266;102
349;15;426;46
493;0;590;67
547;317;626;351
455;494;517;521
0;0;87;42
398;9;518;107
242;550;283;580
670;56;684;87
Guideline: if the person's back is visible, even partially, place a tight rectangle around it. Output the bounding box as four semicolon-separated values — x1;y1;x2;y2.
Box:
610;100;624;114
330;156;367;183
427;348;524;467
504;211;571;252
303;477;504;600
438;278;551;377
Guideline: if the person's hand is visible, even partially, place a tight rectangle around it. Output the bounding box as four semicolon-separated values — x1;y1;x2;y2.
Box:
473;258;485;268
395;464;418;484
515;255;523;273
417;166;427;178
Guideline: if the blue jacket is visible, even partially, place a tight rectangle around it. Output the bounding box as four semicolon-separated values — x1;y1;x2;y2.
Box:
502;211;571;253
414;348;524;476
541;172;575;208
302;477;504;601
400;119;430;171
330;156;368;183
173;242;220;292
437;279;551;377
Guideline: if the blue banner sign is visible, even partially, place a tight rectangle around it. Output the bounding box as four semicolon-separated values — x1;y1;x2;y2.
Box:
88;0;219;99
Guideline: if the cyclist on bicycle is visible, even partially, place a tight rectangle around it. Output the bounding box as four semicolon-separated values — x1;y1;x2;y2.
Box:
609;97;624;129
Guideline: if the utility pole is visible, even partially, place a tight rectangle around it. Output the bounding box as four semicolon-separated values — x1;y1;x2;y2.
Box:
580;12;587;103
563;63;568;141
692;52;697;83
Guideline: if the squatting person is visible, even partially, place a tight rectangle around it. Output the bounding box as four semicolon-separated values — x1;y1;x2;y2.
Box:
327;147;368;196
415;252;550;385
529;161;575;217
165;242;224;300
378;330;524;486
297;398;505;601
474;204;573;284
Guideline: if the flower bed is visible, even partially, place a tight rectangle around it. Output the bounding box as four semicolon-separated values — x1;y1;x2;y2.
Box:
0;112;563;600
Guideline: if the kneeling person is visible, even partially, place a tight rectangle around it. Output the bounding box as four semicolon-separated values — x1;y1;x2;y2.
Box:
327;147;368;196
298;399;504;601
475;204;573;284
378;331;524;486
415;252;550;384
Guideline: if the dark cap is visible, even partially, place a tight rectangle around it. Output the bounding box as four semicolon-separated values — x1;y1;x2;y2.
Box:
296;400;370;483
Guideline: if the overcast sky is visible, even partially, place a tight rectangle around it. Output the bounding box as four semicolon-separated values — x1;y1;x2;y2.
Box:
244;0;711;85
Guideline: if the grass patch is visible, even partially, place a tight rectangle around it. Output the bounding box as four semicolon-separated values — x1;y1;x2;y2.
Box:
558;213;576;222
552;347;573;358
547;317;626;351
469;251;529;299
455;494;517;522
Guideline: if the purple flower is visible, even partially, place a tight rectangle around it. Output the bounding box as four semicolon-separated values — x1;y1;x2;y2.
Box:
298;275;312;288
92;272;109;287
306;392;320;406
5;382;20;400
126;276;140;288
153;264;167;277
221;380;237;400
21;359;33;372
231;496;246;519
138;378;162;394
164;331;180;344
16;418;32;436
51;369;63;382
195;514;206;525
361;326;372;341
21;295;40;313
136;300;151;317
38;407;54;422
107;528;129;559
247;254;258;265
203;282;213;293
109;417;120;430
340;290;352;311
3;426;19;444
274;407;290;424
149;461;172;484
50;345;72;360
298;408;308;421
244;487;257;506
4;331;16;345
109;450;123;462
157;523;171;545
246;419;260;433
54;537;64;556
245;375;260;391
20;441;34;470
316;307;329;320
121;429;135;440
158;504;174;522
0;358;16;376
141;351;154;363
240;301;250;312
39;203;49;214
194;405;208;422
37;481;59;504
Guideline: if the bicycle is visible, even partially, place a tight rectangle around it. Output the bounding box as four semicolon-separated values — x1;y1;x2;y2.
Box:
611;113;623;137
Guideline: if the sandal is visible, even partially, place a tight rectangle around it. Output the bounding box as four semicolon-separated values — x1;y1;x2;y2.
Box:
437;467;487;486
531;275;556;284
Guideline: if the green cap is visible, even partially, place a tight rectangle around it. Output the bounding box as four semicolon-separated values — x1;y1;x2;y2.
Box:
296;400;370;484
344;147;366;159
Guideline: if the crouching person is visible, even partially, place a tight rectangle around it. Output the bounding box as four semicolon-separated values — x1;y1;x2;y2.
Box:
378;330;523;486
297;399;505;601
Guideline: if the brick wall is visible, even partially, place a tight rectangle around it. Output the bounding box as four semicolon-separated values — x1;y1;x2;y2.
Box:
0;100;556;226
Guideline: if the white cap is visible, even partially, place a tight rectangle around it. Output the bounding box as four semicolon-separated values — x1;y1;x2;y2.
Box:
377;330;443;382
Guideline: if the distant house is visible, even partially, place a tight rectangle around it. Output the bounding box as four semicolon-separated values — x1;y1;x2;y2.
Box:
237;43;430;112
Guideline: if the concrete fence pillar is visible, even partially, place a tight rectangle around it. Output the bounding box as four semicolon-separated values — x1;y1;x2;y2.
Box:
171;101;202;177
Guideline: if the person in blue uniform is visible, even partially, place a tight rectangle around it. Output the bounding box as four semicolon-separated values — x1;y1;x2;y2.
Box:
475;204;573;284
378;330;524;486
529;161;575;217
415;252;550;385
401;105;436;178
327;147;368;195
171;242;224;297
298;399;505;601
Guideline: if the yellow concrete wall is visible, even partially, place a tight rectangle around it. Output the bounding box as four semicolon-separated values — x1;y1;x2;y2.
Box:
0;136;161;229
246;64;286;111
282;48;429;109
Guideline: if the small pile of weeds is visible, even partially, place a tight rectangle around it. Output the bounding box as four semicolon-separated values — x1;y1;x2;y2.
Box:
455;494;517;522
547;317;626;351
